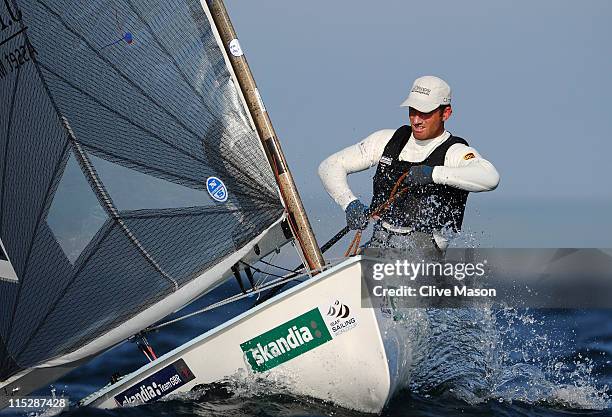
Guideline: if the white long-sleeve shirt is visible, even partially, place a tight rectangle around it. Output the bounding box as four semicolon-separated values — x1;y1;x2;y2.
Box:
318;129;500;210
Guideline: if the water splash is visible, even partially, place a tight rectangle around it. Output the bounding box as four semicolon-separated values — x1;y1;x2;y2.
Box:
393;306;610;410
153;371;363;417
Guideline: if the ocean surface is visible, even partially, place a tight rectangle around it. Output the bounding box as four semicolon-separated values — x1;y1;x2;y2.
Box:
5;282;612;416
3;199;612;417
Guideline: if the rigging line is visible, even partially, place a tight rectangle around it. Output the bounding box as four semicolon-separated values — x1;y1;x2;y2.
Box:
144;269;309;333
38;64;276;201
238;261;291;279
255;252;277;287
65;123;179;291
254;228;352;306
255;258;301;274
99;37;126;50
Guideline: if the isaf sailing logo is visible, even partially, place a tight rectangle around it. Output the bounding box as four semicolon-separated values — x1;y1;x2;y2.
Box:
325;300;358;337
327;300;350;319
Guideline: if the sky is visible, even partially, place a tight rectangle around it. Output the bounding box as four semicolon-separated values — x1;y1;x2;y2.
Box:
224;0;612;247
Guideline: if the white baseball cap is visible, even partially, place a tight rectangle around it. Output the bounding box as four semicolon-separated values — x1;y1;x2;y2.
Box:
400;76;452;113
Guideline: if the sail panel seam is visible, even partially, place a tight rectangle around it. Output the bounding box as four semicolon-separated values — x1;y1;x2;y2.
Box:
13;222;117;362
65;126;179;292
0;66;21;239
0;26;74;372
124;0;219;123
38;63;277;199
36;0;224;147
80;142;278;203
35;0;279;198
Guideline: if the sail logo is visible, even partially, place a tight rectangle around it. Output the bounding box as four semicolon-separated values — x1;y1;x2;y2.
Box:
114;359;195;407
0;238;18;283
325;300;358;337
240;308;332;372
206;176;228;202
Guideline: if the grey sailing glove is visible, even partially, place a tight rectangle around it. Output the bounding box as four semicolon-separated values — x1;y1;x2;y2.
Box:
345;199;369;230
404;165;434;187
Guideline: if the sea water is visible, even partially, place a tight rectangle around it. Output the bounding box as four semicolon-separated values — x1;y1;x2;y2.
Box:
14;305;609;417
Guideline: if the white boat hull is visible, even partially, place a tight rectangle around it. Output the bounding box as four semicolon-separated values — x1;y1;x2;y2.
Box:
81;256;411;413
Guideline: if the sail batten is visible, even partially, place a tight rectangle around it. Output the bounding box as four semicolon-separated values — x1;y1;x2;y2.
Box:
0;0;287;396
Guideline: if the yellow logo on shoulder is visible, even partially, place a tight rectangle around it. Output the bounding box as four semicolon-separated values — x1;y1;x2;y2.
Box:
463;153;476;161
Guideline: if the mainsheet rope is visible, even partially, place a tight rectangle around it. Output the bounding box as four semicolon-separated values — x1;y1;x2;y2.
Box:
344;173;409;256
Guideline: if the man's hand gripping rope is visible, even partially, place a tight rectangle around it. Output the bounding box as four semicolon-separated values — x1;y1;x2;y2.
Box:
344;172;410;256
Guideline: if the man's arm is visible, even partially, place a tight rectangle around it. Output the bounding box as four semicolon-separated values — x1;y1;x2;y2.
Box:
432;143;500;192
318;129;394;209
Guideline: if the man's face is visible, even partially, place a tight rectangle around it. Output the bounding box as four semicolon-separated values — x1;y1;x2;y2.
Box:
409;106;452;140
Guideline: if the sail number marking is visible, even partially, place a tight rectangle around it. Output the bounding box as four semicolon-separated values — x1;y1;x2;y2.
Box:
0;41;36;81
3;41;36;70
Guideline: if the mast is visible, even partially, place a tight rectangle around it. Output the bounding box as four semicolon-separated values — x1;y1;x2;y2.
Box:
207;0;325;273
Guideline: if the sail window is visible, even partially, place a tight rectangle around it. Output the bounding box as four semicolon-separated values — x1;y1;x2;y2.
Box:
88;154;214;211
0;239;18;283
46;154;108;264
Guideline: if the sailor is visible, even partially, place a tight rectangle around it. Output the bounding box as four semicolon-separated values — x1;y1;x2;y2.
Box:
318;76;499;251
